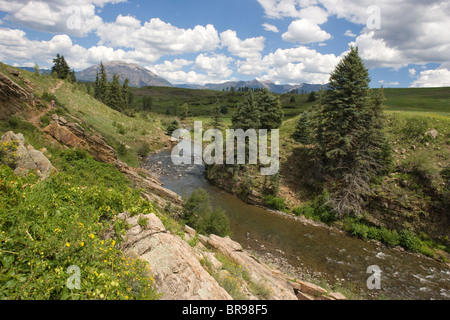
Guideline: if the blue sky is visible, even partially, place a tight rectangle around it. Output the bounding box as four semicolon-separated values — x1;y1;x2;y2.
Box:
1;0;449;88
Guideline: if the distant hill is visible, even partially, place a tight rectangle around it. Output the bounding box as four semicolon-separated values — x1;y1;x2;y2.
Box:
177;79;327;94
18;67;51;75
76;61;172;88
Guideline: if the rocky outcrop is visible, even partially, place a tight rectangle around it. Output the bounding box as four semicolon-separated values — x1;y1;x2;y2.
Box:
1;131;56;179
117;212;232;300
44;115;117;164
0;71;33;120
43;115;182;206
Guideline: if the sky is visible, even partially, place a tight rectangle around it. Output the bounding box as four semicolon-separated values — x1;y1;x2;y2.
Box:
0;0;450;88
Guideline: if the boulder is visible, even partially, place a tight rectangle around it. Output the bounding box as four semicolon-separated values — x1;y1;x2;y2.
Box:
1;131;56;179
118;212;232;300
425;129;438;139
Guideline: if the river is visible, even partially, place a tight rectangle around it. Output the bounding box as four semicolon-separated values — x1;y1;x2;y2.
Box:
144;148;450;300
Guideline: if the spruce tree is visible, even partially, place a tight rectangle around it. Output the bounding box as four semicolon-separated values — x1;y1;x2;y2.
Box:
105;74;124;111
122;78;130;109
293;111;312;144
257;89;284;130
317;46;390;218
232;91;260;131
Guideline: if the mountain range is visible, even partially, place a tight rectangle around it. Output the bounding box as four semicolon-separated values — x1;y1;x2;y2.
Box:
177;80;326;94
21;61;325;94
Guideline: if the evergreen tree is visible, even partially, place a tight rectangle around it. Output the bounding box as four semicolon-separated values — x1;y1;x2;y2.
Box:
142;96;153;111
257;89;284;130
51;54;73;80
232;91;260;130
51;54;62;78
94;62;108;103
307;91;317;102
122;78;130;109
105;74;124;111
293;111;312;144
317;46;390;218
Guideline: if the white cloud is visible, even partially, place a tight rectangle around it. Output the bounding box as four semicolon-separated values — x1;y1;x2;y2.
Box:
97;16;220;58
194;54;234;78
378;80;399;86
408;68;416;78
344;29;356;37
262;23;279;33
411;68;450;87
238;45;340;84
282;19;331;44
0;0;118;37
257;0;320;19
220;30;265;59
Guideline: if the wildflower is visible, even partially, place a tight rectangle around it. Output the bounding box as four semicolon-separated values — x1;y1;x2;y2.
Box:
66;242;70;247
80;242;85;247
89;234;95;239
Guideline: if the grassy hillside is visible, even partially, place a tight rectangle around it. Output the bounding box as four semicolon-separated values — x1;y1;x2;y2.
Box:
0;62;173;167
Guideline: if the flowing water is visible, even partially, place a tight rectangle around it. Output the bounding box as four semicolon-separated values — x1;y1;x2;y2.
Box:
145;149;450;300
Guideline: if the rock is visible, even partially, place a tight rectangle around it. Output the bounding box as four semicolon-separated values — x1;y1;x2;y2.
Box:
294;280;328;297
203;252;223;272
205;234;298;300
425;129;438;139
329;292;347;300
0;131;56;180
119;212;232;300
0;71;32;120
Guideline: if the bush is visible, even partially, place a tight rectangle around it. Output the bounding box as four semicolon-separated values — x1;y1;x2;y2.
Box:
165;120;180;136
402;117;430;141
137;142;150;158
402;151;439;189
399;230;422;253
263;195;287;211
182;189;231;237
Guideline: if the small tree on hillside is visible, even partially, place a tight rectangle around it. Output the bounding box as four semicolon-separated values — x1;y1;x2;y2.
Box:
257;89;284;130
232;91;260;130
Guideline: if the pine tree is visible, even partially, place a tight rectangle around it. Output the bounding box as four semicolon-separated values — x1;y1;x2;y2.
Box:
257;89;284;130
317;46;390;218
232;91;260;131
51;54;62;78
105;74;124;111
293;111;312;144
95;62;108;103
122;78;130;109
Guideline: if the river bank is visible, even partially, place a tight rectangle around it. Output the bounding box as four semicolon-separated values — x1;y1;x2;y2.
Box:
143;147;450;300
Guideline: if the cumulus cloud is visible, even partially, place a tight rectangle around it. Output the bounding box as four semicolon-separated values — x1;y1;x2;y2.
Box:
238;45;341;84
97;16;220;58
220;30;265;59
0;0;121;37
282;19;331;44
411;68;450;87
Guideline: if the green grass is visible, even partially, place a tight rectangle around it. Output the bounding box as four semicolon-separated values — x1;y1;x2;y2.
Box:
0;147;159;300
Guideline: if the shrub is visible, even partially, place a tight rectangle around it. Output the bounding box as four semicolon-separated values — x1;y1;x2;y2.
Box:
263;195;287;211
402;117;430;141
165;120;180;136
182;189;231;237
399;230;422;253
137;142;151;158
402;151;439;189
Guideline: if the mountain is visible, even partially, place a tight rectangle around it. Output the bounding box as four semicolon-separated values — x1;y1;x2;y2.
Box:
176;79;326;94
18;67;51;75
76;61;172;88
